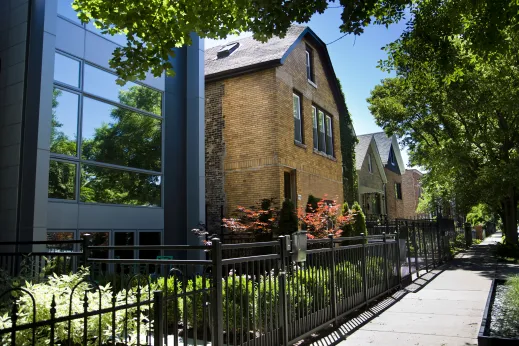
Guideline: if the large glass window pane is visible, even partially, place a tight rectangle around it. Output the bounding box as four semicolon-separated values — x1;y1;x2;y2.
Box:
47;232;74;252
51;88;78;156
57;0;81;24
80;164;161;206
81;97;162;171
48;160;77;200
86;22;129;47
54;53;80;87
139;232;161;259
83;64;162;116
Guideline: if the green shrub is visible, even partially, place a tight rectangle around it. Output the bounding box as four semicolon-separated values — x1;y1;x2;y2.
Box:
185;275;212;329
351;202;367;236
221;275;255;333
0;268;151;346
496;242;519;260
152;275;184;324
341;202;367;245
306;195;321;213
256;275;279;331
290;266;330;316
365;256;392;288
335;261;362;298
278;200;298;235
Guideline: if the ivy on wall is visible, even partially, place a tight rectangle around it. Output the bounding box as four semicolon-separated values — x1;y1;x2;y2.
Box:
337;78;358;205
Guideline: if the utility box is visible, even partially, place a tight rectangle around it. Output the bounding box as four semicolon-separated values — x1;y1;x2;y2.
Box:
291;231;308;262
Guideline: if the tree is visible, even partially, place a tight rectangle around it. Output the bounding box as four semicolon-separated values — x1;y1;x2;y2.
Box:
71;0;519;84
368;0;519;243
298;197;355;239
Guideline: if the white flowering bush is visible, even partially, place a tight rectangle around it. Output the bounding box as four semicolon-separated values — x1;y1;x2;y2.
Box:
0;268;152;346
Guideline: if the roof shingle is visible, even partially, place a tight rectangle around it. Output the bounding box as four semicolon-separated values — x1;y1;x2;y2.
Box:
372;132;393;165
205;25;307;77
354;134;373;170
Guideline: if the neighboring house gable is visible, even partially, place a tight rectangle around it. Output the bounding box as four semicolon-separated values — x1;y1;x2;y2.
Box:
373;132;405;175
368;132;406;219
355;134;387;214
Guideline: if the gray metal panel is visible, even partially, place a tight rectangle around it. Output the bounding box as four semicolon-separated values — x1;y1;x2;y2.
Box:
47;201;78;229
163;46;187;247
84;31;165;91
55;18;84;58
84;31;118;70
77;204;164;230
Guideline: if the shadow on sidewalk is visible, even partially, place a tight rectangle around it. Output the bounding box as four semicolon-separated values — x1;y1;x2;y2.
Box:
304;241;501;346
303;268;445;346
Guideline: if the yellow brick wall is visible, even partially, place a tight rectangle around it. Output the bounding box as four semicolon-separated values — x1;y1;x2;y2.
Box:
274;38;344;207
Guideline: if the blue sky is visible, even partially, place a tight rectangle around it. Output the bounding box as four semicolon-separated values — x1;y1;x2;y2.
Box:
206;9;411;167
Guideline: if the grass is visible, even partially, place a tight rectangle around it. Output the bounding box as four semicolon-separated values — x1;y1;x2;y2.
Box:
505;275;519;322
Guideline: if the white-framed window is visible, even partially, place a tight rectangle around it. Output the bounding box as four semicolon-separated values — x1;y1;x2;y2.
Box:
312;106;318;150
325;115;333;156
305;48;314;82
293;93;302;143
368;153;373;173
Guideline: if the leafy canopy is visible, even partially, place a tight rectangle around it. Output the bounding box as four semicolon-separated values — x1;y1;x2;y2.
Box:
367;0;519;242
70;0;412;83
71;0;519;83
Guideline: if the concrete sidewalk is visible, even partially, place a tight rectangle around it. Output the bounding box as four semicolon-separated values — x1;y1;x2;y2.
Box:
314;233;504;346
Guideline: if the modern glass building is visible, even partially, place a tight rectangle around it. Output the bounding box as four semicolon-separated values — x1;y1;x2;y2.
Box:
0;0;205;255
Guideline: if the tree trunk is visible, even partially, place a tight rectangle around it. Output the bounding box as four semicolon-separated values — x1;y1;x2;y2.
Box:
501;188;518;244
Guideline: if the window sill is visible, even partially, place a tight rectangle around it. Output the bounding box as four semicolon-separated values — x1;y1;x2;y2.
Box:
313;149;336;161
294;141;307;149
308;79;317;88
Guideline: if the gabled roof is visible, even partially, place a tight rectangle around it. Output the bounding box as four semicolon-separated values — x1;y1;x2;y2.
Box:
205;26;307;79
355;134;373;171
371;132;406;175
355;134;387;183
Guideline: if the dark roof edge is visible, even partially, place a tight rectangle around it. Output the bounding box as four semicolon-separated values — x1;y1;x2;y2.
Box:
205;60;282;83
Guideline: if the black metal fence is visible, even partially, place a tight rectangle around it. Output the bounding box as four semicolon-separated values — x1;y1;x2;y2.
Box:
0;219;465;346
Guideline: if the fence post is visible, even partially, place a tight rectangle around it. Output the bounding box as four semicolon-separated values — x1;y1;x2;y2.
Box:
278;235;290;346
395;230;402;286
81;234;91;269
153;291;164;346
361;233;368;307
429;222;436;268
464;223;472;248
413;223;420;278
328;234;338;326
436;218;442;264
211;238;224;346
49;295;56;346
421;222;429;272
382;233;389;292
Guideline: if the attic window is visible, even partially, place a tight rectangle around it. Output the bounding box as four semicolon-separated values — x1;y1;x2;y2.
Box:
217;42;240;59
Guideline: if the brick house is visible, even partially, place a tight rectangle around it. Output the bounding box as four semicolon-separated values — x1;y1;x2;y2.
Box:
370;132;406;220
355;134;387;216
204;25;353;232
402;169;425;219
